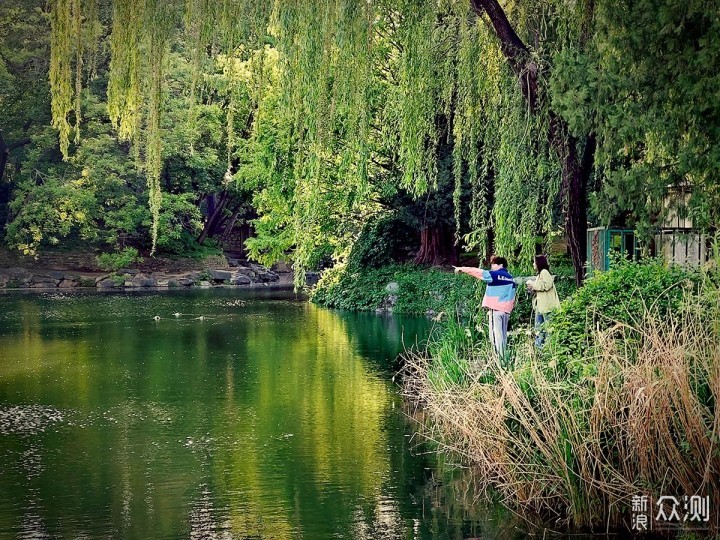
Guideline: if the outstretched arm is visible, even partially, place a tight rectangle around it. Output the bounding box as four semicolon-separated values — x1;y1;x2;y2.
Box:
453;266;491;281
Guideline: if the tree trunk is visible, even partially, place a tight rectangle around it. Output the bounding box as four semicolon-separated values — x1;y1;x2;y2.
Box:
414;224;458;266
484;227;495;266
0;130;31;185
470;0;594;284
559;132;586;285
198;190;229;244
0;133;9;186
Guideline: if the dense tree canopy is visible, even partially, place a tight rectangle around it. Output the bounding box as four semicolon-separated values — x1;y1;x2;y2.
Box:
1;0;718;282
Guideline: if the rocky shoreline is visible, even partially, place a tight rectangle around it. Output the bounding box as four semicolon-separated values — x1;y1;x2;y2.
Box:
0;261;290;290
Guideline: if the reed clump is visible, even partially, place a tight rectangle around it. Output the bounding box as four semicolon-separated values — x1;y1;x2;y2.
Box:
404;272;720;532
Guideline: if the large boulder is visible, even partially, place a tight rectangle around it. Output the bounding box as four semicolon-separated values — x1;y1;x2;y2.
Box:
230;274;252;285
2;268;32;288
255;270;279;283
31;271;65;284
30;278;58;289
305;272;320;286
234;267;257;279
385;281;400;294
209;270;233;282
130;273;157;287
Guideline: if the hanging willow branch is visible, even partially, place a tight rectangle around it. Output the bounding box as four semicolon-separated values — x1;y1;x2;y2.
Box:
107;0;144;143
145;0;167;255
49;0;102;155
47;0;570;273
49;0;74;159
72;0;83;144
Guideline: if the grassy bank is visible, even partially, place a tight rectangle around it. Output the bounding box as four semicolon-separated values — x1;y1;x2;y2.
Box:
403;259;720;533
310;260;576;325
310;263;480;315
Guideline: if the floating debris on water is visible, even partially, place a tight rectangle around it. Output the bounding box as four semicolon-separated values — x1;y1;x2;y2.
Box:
0;405;65;436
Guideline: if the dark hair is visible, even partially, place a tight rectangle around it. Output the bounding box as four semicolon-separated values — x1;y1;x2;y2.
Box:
534;254;550;273
490;255;507;268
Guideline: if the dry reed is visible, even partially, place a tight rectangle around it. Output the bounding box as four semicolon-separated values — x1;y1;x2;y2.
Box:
403;282;720;533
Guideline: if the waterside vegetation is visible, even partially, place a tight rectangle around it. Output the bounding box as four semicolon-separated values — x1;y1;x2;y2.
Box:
402;259;720;533
3;0;720;535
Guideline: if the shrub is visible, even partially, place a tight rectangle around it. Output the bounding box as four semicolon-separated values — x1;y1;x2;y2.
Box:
197;269;213;282
404;275;720;534
78;277;96;287
96;247;143;272
544;258;703;378
159;230;223;260
310;263;479;315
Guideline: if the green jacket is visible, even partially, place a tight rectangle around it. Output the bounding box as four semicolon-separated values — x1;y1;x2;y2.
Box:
528;269;561;314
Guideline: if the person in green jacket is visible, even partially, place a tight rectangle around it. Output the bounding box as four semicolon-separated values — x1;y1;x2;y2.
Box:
526;255;560;347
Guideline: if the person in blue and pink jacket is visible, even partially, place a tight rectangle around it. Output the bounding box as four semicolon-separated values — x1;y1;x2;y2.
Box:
454;255;516;363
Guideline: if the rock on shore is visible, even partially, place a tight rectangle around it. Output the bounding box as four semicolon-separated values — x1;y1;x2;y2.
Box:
0;261;286;290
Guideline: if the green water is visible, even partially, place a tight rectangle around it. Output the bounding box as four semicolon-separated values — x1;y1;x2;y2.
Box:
0;289;499;539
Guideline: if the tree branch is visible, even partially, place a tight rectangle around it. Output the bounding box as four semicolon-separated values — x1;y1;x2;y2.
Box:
469;0;529;72
470;0;590;283
470;0;538;110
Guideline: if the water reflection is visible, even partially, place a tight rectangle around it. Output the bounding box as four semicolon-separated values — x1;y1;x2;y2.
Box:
0;290;478;539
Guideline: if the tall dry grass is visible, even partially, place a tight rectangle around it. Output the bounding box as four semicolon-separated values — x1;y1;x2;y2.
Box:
403;280;720;532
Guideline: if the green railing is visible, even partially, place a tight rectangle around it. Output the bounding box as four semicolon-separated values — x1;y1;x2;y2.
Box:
587;227;641;273
587;226;713;274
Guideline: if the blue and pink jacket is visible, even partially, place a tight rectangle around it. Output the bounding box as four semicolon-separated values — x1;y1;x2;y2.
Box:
457;267;517;314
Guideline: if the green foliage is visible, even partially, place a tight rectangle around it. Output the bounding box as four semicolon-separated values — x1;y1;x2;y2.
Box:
545;258;703;377
197;269;213;282
424;312;491;388
408;263;720;532
346;214;417;270
2;4;242;260
14;0;720;284
111;272;128;286
551;0;720;235
5;164;98;254
41;0;573;279
77;277;96;287
96;247;142;271
311;264;479;316
158;231;222;260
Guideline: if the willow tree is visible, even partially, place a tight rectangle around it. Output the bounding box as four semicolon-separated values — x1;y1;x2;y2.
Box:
47;0;720;281
47;0;560;275
472;0;720;280
462;0;596;284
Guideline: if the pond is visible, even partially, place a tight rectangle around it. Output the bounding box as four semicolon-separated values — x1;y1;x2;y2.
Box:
0;289;512;539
